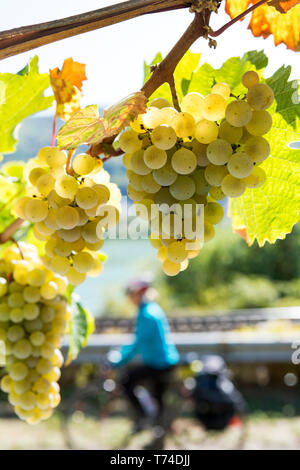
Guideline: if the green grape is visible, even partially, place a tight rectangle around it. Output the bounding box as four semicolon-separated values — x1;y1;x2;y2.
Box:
243;166;266;188
151;125;177;150
154;188;176;209
242;70;259;88
162;259;181;276
28;167;47;186
9;362;28;381
7;293;24;309
180;93;204;121
58;227;81;243
123;153;132;169
245;110;272;136
30;331;45;347
10;308;24;323
35;222;54;237
54;175;79;199
127;184;146;202
157;246;167;262
75;187;99;209
167;241;187;263
23;286;40;304
221;174;246;197
55;205;79;230
72;154;95;175
219;120;243;144
244;136;270;162
171;148;197;175
141;173;161;193
211;83;231;100
93;184;111;204
14;379;31;395
209;186;226;201
50;256;70;275
40;342;55;359
195;119;219;144
119;129;142;153
150;98;171;109
40;306;55;323
134;199;156;221
47;190;71;209
0;375;13;393
156;107;178;126
14;197;32;219
204;202;224;225
7;325;25;342
202;94;227;121
169;176;196;200
204;164;228;186
38;147;67;167
36;174;55;197
206;139;232;165
152;162;178;186
53;239;72;257
28;269;46;287
23;303;39;320
24;199;48;223
191;169;211;195
227;152;254;178
75;208;89;226
73;252;95;273
19;391;36;411
13;339;32;359
204;221;215;242
66;267;86;285
142;107;162;129
225;100;253;127
130;150;151;175
126;170;144;191
40;282;58;300
191;140;210;167
144;146;167;169
170;112;195;138
247;83;274;110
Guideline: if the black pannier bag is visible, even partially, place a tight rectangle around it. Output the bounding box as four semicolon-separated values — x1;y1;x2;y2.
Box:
192;354;246;430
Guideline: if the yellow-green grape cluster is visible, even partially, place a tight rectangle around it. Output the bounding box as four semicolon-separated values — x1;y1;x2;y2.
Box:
15;148;121;285
0;242;70;424
120;71;273;276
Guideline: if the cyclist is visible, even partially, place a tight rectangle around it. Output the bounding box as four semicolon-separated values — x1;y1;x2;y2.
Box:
108;277;179;430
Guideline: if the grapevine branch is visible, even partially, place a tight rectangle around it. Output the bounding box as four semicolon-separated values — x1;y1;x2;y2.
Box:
0;218;23;244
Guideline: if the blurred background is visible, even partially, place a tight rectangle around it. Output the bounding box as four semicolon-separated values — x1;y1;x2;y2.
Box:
0;0;300;450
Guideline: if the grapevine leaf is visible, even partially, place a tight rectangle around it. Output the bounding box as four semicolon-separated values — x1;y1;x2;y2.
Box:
50;57;87;121
225;0;300;51
57;92;146;150
57;105;106;150
0;161;26;234
0;56;53;154
66;300;95;365
231;62;300;246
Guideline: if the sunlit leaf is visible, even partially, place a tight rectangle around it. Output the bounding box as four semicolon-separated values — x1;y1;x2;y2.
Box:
0;56;53;154
225;0;300;50
57;92;146;150
50;58;87;121
66;300;95;365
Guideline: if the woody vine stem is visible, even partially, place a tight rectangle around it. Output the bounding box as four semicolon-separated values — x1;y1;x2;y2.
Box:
0;0;271;242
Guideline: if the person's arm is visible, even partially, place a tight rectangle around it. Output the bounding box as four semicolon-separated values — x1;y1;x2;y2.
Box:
109;314;153;368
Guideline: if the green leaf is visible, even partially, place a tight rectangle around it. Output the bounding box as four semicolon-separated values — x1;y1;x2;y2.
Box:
66;299;95;365
231;62;300;246
57;92;146;150
0;161;26;234
0;56;53;154
143;50;200;104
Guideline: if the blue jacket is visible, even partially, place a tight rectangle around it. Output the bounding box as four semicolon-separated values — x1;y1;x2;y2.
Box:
112;301;179;369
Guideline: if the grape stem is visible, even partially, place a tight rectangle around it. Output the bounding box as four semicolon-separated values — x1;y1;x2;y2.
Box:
167;74;181;112
0;218;23;244
66;150;75;175
209;0;270;38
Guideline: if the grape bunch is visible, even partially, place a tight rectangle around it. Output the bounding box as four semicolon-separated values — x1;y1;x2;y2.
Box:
15;148;121;285
0;242;70;424
119;70;273;276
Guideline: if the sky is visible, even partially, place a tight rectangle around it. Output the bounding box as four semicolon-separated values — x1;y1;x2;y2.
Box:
0;0;299;108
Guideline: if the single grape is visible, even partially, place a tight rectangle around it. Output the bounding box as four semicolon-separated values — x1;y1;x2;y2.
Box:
227;152;254;178
195;119;219;144
24;199;48;223
73;252;95;273
167;241;187;263
55;206;80;230
66;267;86;285
202;94;227;121
211;83;231;100
170;112;195;138
204;164;228;186
151;125;177;150
206;139;232;165
221;174;246;197
152;162;178;186
180;93;204;121
242;70;259;88
75;187;99;209
245;110;272;136
55;175;79;199
119;129;142;153
141;174;161;193
142;107;162;129
163;259;181;276
72;154;95;175
225;100;253;127
243;166;266;188
204;202;224;225
191;140;210;167
169;176;196;200
144;146;167;169
38;147;67;167
247;83;274;110
130;150;152;175
191;169;211;195
209;186;226;201
219;120;243;144
244;136;270;162
36;174;55;197
171;148;197;175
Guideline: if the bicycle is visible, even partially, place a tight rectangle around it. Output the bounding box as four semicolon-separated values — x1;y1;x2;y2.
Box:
59;354;247;450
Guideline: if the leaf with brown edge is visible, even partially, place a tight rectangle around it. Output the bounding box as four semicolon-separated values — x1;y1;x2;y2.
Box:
234;226;251;245
57;105;106;150
103;91;147;139
57;92;147;151
50;58;87;121
225;0;300;50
